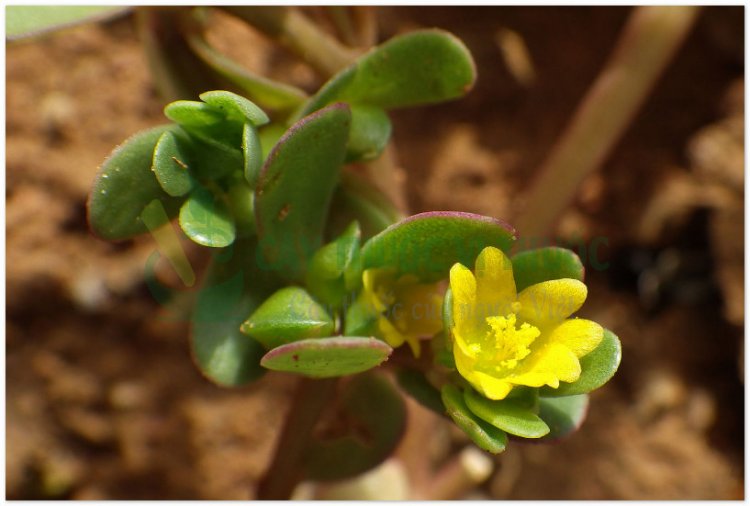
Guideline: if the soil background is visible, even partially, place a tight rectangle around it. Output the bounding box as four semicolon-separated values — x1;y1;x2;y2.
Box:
6;6;745;500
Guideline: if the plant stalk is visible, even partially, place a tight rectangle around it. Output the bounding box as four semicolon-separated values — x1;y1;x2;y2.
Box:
135;7;223;101
255;377;337;500
364;143;409;213
221;6;359;78
419;446;494;500
514;6;701;241
326;6;378;48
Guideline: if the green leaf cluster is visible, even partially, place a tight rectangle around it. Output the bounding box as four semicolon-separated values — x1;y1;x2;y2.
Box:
88;29;478;388
88;20;621;464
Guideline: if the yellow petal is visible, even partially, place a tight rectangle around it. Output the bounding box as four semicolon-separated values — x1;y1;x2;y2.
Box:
473;371;514;400
378;316;406;347
362;269;387;312
474;246;517;314
396;284;444;336
509;342;581;388
450;263;480;337
453;337;479;381
517;279;587;327
548;318;603;358
452;327;479;359
453;344;514;400
378;315;421;358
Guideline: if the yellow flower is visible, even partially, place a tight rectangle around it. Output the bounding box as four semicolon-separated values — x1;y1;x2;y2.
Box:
361;268;444;357
449;246;603;400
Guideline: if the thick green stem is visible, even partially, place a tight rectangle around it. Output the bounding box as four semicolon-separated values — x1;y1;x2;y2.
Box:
514;6;701;241
256;377;337;500
221;6;359;78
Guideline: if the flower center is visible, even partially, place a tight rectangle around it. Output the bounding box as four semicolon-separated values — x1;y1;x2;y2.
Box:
472;313;540;375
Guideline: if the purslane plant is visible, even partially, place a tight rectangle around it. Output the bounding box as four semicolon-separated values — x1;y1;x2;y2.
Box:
85;16;621;497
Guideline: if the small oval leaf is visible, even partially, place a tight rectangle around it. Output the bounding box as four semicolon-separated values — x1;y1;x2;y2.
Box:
343;294;378;337
442;287;454;340
441;384;507;454
537;394;589;441
152;130;195;197
88;125;183;240
540;329;622;397
361;211;517;282
346;105;392;162
240;286;334;349
431;330;456;369
463;388;549;438
304;372;407;481
183;129;244;181
299;29;476;116
164;100;224;127
255;103;351;281
226;175;256;238
327;169;404;240
242;122;263;187
190;238;281;386
200;90;270;126
396;369;445;416
512;247;585;292
187;32;308;113
260;336;392;378
179;187;236;248
305;221;361;309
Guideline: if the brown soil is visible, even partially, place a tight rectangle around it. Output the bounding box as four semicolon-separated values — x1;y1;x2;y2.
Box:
6;6;744;500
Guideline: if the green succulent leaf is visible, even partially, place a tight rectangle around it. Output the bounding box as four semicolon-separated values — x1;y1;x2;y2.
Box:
7;6;129;40
538;394;589;441
164;100;224;128
343;295;378;337
504;386;540;410
164;100;245;161
179;186;236;248
88;125;183;240
186;30;308;113
182;129;244;181
396;369;445;416
327;169;404;240
306;221;361;309
255;103;351;281
258;123;287;158
431;330;456;369
441;384;507;454
192;271;264;385
260;336;391;378
361;211;517;283
442;288;454;339
512;247;585;292
540;329;622;397
346;105;392;162
226;175;256;238
152;129;196;197
200;90;270;126
463;388;550;438
242;123;264;187
304;372;406;481
191;238;280;386
240;286;334;349
299;29;476;116
140;199;175;235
